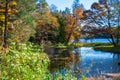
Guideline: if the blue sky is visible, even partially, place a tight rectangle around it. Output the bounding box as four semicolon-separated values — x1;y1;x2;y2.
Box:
46;0;98;11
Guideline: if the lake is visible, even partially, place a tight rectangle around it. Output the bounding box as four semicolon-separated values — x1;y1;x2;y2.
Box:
72;47;120;77
80;38;110;43
49;38;120;78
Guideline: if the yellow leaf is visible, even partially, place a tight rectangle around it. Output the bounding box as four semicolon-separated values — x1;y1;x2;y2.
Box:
9;1;17;6
0;15;5;21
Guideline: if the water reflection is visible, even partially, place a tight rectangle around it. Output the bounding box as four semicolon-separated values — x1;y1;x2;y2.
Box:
49;47;120;77
49;49;74;72
69;48;83;79
73;47;120;77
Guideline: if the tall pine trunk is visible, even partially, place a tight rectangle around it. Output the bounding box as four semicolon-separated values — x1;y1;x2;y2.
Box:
3;0;8;48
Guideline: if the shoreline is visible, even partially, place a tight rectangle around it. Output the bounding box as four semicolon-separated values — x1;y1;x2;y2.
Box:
76;42;120;54
86;73;120;80
93;45;120;54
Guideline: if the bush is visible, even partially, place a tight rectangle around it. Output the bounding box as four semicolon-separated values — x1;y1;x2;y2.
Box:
0;43;51;80
52;70;77;80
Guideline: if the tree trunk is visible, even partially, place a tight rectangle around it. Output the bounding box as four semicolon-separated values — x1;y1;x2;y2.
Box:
110;34;117;47
66;22;75;45
3;0;8;48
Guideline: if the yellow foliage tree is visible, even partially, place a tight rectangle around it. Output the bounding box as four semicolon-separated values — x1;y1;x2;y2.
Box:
0;0;17;47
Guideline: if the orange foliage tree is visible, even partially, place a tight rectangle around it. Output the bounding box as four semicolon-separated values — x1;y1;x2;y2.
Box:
64;6;83;44
35;0;59;44
64;13;81;44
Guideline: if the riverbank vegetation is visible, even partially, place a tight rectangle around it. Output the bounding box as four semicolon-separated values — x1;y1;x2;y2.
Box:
93;42;120;54
72;42;120;53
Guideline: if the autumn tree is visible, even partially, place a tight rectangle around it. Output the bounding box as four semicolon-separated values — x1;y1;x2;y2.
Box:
56;7;82;44
82;0;120;46
34;0;58;44
51;0;84;44
0;0;18;48
12;0;37;44
72;0;84;43
0;0;37;48
64;13;81;44
51;9;73;44
34;0;83;45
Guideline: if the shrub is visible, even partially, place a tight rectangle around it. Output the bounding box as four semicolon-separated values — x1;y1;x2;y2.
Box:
0;43;51;80
52;70;77;80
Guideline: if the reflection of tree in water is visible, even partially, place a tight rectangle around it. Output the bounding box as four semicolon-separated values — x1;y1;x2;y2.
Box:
48;48;89;79
69;48;83;79
48;49;75;72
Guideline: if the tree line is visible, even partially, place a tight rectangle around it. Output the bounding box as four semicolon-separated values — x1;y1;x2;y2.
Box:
0;0;120;48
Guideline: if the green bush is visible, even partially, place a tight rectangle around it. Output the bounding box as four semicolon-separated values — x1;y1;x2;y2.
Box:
0;43;51;80
52;70;77;80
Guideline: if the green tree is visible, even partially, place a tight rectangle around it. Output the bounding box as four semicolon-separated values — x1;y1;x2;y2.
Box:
72;0;81;9
54;12;66;43
50;4;58;12
72;0;85;11
62;7;71;14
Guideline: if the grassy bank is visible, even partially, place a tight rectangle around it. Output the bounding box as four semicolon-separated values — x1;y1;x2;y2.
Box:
82;42;120;54
51;42;120;54
71;42;120;54
93;44;120;53
50;42;95;49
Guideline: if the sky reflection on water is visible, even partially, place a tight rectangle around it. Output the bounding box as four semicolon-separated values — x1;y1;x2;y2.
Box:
73;47;120;77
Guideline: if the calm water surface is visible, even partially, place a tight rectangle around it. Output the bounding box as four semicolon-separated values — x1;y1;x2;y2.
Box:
72;47;120;77
50;39;120;77
80;38;110;43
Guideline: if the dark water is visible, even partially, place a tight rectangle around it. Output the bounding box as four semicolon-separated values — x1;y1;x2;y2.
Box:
72;47;120;77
